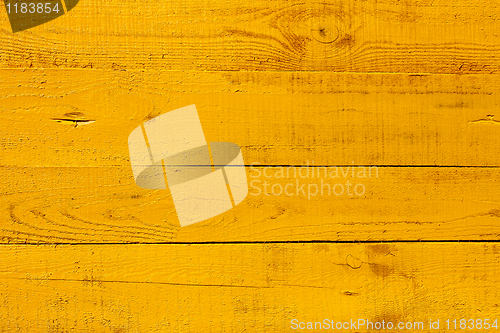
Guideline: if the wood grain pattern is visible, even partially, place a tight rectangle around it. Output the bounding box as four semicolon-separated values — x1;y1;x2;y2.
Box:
2;69;500;242
0;243;498;332
1;0;500;329
2;69;500;168
1;0;500;73
2;165;500;243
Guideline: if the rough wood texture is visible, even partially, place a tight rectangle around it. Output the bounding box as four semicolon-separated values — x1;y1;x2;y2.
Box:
1;0;499;330
2;69;500;168
2;165;500;243
0;243;498;332
1;69;500;242
1;0;500;73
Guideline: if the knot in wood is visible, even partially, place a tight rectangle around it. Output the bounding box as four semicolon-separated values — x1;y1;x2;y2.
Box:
311;22;339;44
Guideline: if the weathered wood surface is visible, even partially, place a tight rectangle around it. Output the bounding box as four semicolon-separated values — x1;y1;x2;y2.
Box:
1;70;500;242
2;165;500;243
1;0;500;73
2;69;500;168
0;243;498;332
1;0;499;330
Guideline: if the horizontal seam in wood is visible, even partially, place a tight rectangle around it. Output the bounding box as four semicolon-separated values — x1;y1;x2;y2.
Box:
0;240;499;246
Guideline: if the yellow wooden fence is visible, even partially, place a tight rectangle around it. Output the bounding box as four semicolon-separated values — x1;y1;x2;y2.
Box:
0;0;499;331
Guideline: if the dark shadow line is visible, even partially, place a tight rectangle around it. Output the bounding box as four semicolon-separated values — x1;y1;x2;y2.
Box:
2;165;500;168
138;165;500;168
0;240;499;246
2;277;266;289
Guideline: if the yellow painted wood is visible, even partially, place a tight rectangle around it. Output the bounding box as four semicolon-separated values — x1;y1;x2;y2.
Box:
1;0;500;329
2;165;500;243
0;243;498;332
2;69;500;168
1;69;500;242
1;0;500;73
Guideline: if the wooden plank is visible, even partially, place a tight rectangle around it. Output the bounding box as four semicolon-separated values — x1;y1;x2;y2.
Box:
0;243;498;332
2;165;500;243
0;0;500;73
2;69;500;167
1;0;499;331
2;69;500;243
